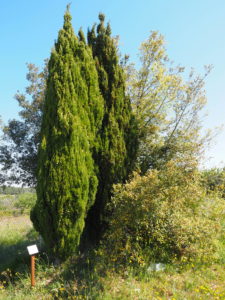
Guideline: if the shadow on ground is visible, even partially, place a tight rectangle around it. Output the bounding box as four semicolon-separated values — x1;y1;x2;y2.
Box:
0;228;39;274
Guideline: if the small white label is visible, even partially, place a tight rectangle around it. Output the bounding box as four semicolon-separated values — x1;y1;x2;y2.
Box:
27;244;39;255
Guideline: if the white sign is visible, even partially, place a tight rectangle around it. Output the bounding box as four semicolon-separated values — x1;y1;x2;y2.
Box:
27;244;39;255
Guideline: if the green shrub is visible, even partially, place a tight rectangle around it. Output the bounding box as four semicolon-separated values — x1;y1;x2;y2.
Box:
102;161;225;265
201;168;225;197
14;193;36;214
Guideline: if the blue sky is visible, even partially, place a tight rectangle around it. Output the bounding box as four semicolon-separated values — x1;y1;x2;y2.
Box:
0;0;225;168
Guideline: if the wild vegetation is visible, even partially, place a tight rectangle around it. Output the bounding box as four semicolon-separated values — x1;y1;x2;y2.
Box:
0;209;225;299
0;6;225;300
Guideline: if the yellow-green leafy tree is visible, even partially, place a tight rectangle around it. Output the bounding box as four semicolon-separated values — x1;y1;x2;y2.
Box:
127;31;212;173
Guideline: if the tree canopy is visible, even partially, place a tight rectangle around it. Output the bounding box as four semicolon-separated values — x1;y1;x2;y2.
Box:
127;31;212;173
0;63;47;186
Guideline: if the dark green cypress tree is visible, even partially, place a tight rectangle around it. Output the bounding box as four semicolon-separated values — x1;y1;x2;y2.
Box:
84;14;138;244
31;7;103;259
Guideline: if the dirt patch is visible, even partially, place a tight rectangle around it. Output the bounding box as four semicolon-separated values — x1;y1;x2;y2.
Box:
0;215;32;227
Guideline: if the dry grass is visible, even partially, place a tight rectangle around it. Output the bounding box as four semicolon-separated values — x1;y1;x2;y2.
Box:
0;215;32;246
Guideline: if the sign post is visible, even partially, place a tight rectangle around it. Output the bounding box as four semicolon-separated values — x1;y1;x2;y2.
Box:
27;245;39;287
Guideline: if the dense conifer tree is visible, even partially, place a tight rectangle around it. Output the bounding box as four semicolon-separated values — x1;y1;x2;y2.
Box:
84;14;138;243
31;7;103;259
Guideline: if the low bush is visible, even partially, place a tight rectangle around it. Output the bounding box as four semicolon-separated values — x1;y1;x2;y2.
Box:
102;161;225;265
14;193;36;214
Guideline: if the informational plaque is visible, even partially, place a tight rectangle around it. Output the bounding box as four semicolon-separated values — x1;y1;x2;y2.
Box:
27;244;39;256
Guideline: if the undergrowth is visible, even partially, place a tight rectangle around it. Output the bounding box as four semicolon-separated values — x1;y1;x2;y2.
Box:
0;219;225;300
0;191;225;299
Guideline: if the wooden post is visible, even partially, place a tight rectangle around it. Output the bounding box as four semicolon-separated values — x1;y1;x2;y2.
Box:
31;255;35;287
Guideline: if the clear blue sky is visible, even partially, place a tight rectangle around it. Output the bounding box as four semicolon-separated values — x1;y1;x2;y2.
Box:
1;0;225;168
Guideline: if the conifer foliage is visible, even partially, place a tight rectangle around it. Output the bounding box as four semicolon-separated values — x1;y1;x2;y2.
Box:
84;14;138;243
31;7;104;259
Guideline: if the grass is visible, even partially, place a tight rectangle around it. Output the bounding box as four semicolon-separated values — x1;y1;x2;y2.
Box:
0;213;225;299
0;215;39;273
1;259;225;299
0;195;16;216
97;264;225;299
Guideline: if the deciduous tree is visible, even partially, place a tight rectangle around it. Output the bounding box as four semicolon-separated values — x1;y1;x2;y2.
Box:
127;31;212;173
0;63;47;186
